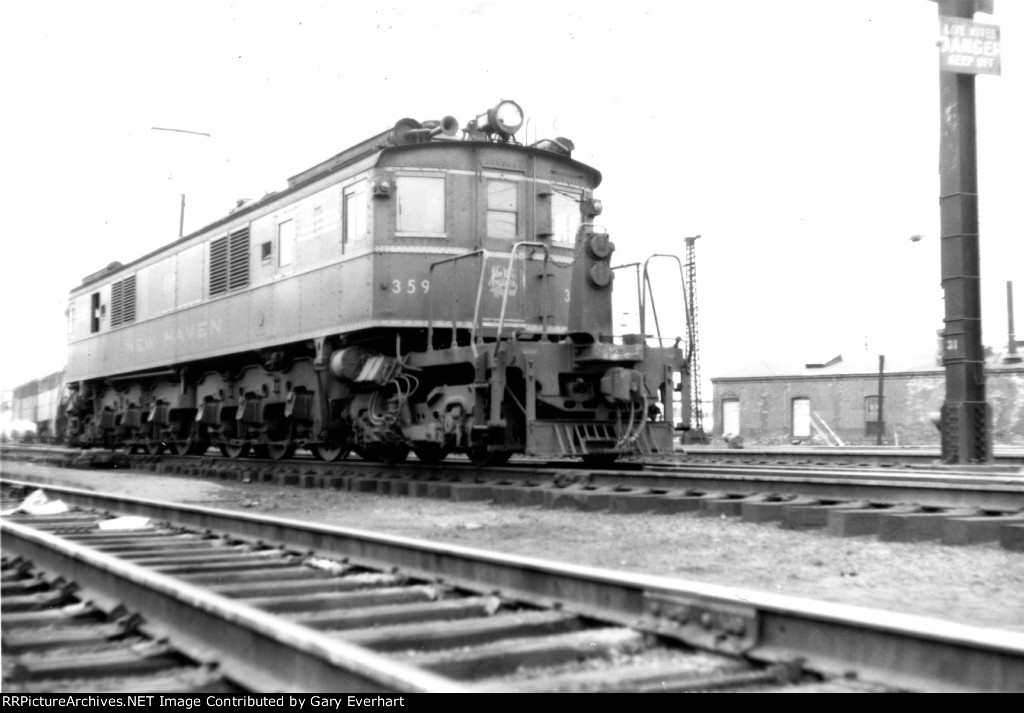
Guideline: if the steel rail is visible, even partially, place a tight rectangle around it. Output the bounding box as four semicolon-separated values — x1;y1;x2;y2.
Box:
1;518;466;693
3;478;1022;692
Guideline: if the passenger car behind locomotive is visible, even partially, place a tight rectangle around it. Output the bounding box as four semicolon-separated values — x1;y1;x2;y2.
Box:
63;100;691;466
4;371;65;443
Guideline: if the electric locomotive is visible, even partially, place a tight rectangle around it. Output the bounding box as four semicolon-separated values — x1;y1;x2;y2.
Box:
63;100;691;466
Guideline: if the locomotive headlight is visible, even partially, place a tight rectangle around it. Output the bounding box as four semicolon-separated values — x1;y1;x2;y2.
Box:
476;99;524;138
370;178;391;196
585;198;603;216
492;100;524;135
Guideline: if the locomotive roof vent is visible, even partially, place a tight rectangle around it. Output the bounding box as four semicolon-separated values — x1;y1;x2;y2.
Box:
81;261;123;284
229;197;255;214
530;136;575;157
387;116;460;146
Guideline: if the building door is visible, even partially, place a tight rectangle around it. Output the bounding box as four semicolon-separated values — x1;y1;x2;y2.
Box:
722;399;740;437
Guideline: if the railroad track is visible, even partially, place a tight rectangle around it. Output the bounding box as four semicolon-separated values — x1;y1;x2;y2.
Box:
4;448;1024;550
2;479;1023;692
7;442;1024;469
680;445;1024;468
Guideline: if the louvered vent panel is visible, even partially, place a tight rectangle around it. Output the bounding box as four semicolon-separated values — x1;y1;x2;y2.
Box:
209;236;229;296
228;228;250;291
110;279;124;327
121;275;136;324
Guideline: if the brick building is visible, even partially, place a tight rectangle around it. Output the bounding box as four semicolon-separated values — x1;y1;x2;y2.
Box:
710;349;1024;447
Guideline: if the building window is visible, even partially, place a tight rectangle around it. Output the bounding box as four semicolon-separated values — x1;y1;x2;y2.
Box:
396;175;445;235
721;398;740;437
344;181;369;252
792;397;811;439
487;180;517;239
864;395;883;437
278;219;295;267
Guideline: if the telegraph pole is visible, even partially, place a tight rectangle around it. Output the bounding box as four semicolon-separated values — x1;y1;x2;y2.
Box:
934;1;1000;464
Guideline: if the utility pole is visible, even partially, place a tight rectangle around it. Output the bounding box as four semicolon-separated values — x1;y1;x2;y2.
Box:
935;0;999;464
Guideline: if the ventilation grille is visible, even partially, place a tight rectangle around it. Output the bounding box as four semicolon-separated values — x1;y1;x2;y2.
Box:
228;228;250;290
110;275;136;328
209;227;249;296
209;236;229;296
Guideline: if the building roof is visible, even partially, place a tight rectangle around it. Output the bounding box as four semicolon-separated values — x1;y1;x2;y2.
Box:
712;350;1022;381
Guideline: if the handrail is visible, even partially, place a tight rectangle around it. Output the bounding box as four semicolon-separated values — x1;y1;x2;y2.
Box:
427;245;552;359
426;250;488;352
494;242;551;353
641;254;693;362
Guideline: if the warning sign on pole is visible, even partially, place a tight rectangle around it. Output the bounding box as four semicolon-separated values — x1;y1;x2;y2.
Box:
938;16;1001;75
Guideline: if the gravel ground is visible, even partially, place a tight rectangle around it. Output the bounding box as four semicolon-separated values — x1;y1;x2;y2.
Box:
4;459;1023;634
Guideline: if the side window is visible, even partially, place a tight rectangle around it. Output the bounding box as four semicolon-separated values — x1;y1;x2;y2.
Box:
792;397;811;439
486;180;517;239
90;292;102;333
721;398;740;437
551;189;581;246
396;175;445;235
278;218;295;267
344;181;369;252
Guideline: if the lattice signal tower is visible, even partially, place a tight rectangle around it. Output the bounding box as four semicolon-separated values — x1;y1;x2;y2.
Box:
684;235;703;436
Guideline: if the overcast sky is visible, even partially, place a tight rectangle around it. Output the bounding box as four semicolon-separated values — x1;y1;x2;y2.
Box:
1;0;1021;398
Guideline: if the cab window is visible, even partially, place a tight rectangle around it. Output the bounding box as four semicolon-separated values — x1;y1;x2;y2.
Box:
551;189;581;246
278;218;295;267
396;175;445;236
344;181;369;252
487;180;517;239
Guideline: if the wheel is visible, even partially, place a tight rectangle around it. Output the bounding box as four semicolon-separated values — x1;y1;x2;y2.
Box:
412;445;448;465
266;441;296;461
144;439;165;456
581;453;619;468
220;441;250;459
311;444;350;462
376;443;409;465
